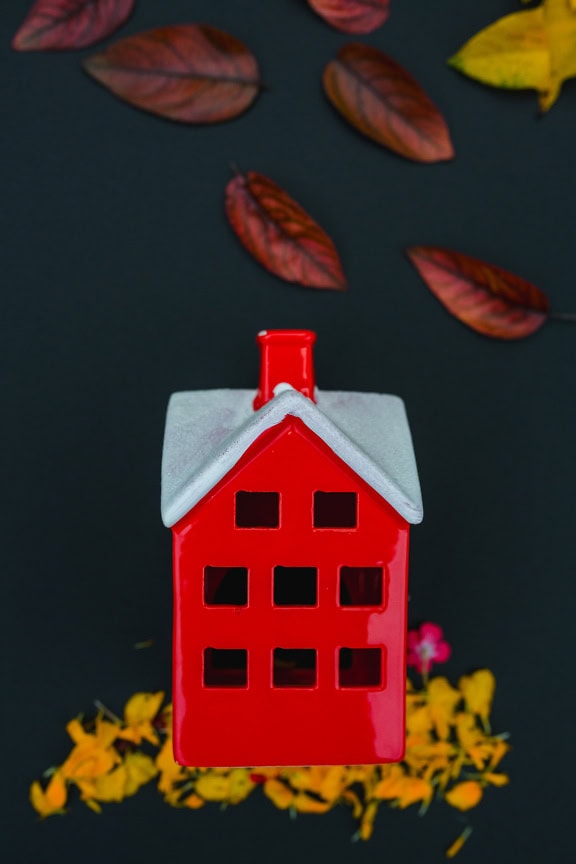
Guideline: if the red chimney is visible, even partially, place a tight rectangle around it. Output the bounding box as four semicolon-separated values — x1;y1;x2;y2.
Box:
253;330;317;410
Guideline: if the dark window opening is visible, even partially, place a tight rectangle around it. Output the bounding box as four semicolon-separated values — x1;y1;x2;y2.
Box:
273;648;317;687
204;648;247;687
314;492;357;528
235;491;279;527
273;566;317;606
338;648;382;688
339;567;383;607
204;567;248;606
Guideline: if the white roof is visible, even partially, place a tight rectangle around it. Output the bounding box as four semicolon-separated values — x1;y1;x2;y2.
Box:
161;388;423;527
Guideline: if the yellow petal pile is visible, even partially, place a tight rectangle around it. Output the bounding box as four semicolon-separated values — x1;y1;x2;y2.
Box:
30;672;509;857
449;0;576;111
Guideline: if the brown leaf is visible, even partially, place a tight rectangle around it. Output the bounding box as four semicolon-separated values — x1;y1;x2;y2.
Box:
307;0;389;34
225;171;347;290
323;43;454;162
83;25;261;124
406;246;549;339
12;0;134;51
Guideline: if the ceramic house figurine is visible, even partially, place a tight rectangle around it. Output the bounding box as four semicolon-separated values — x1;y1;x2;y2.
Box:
161;330;423;767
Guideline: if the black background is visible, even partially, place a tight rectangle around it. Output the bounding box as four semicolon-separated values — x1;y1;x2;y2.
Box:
3;0;575;860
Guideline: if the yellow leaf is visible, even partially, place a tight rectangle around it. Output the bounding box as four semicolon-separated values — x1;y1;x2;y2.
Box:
459;670;495;729
541;0;576;109
449;8;551;90
445;780;484;811
30;771;67;818
449;0;576;111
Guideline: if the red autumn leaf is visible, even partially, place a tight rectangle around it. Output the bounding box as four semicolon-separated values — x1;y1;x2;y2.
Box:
225;171;347;290
307;0;389;34
12;0;134;51
406;246;549;339
83;25;261;124
323;43;454;163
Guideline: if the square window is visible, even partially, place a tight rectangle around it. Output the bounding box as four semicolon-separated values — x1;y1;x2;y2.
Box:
314;492;357;528
235;491;279;527
339;567;383;607
273;648;317;687
203;648;247;687
204;567;248;606
338;648;382;688
273;566;317;606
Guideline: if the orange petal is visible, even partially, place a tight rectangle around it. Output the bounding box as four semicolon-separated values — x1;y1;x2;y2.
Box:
445;780;483;811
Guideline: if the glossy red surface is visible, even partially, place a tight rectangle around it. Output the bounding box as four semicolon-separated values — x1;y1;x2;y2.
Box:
171;416;410;767
253;329;316;409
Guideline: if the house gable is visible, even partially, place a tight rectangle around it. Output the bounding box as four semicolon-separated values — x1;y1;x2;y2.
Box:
162;388;423;528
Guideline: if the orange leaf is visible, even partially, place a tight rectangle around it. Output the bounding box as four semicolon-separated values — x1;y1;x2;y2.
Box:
83;25;261;124
323;43;454;162
407;246;549;339
225;171;347;290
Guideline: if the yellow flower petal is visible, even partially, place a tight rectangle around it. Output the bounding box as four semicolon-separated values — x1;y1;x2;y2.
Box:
459;670;495;728
183;793;205;809
445;780;484;811
446;826;473;858
359;801;379;840
482;771;510;787
293;793;331;814
427;677;461;740
123;752;158;796
30;771;67;818
263;778;294;810
92;766;128;802
124;691;164;725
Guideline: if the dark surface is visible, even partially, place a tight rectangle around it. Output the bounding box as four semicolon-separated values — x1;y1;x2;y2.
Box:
2;0;575;859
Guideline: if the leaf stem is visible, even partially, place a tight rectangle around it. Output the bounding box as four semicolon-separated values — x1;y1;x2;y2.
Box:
549;312;576;323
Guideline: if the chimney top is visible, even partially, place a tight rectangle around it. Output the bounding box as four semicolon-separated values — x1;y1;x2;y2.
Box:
253;330;317;410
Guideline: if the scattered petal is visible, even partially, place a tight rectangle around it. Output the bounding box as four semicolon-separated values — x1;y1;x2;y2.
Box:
446;826;473;858
445;780;484;811
30;770;67;817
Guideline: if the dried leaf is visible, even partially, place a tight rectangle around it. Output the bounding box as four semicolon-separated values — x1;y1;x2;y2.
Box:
323;43;454;162
83;25;261;123
406;246;549;339
13;0;134;51
448;0;576;112
225;171;347;290
307;0;390;34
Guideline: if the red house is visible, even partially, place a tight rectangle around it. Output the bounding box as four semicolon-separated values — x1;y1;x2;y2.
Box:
161;331;422;767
